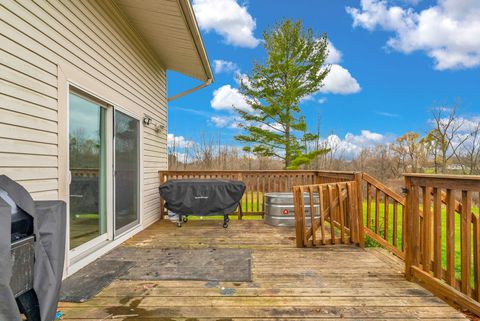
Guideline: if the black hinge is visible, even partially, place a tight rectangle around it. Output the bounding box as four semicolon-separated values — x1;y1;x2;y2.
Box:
401;187;409;194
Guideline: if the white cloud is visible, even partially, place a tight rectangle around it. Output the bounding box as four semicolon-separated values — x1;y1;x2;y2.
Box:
432;115;480;133
210;116;284;133
213;60;239;74
397;0;423;4
429;115;480;153
320;64;361;94
300;95;327;104
210;115;242;128
210;85;252;112
326;41;343;64
193;0;260;48
346;0;480;70
323;130;390;157
167;134;195;148
259;122;284;133
234;71;252;88
210;116;231;128
377;111;400;117
459;116;480;151
461;116;480;132
299;94;315;103
301;41;360;97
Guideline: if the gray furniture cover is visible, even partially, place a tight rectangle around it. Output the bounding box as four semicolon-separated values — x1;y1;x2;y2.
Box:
0;175;66;321
159;179;246;216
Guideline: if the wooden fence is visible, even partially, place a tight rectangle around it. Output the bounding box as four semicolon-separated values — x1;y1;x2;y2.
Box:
293;172;404;255
292;172;480;316
293;181;361;247
404;174;480;315
159;170;355;219
158;170;480;316
361;173;407;259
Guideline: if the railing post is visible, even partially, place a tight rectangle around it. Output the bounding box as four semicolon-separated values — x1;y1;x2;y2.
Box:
237;172;243;220
315;171;321;184
404;175;418;281
294;186;306;248
354;172;365;247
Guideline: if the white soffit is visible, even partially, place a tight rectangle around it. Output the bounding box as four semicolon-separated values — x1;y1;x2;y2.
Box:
115;0;213;82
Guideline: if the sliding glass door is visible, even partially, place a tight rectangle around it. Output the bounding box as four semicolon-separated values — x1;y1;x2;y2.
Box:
114;110;140;234
68;89;141;257
68;92;108;251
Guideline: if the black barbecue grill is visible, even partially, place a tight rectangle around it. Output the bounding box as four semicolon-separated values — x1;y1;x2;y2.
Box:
159;179;246;228
0;175;66;321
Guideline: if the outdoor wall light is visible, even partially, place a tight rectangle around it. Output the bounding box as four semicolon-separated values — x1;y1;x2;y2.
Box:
143;116;152;126
143;115;165;134
155;124;165;134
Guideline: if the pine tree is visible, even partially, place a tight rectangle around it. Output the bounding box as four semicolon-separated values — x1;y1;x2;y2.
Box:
235;19;330;169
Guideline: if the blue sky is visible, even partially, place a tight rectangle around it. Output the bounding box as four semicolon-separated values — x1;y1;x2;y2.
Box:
167;0;480;155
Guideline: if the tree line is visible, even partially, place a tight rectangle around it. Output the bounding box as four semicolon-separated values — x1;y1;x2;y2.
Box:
169;104;480;180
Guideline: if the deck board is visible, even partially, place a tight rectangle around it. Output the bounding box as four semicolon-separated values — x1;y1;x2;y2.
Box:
58;220;468;320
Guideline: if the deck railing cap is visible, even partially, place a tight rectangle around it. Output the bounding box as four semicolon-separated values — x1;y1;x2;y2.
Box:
404;173;480;181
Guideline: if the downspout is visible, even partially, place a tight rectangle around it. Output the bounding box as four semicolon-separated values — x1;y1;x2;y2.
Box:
168;78;213;102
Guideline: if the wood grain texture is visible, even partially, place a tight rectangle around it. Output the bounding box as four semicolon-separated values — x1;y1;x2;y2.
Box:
57;220;467;320
405;175;480;317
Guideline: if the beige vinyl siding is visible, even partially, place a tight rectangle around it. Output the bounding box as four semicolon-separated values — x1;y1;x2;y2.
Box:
0;0;167;223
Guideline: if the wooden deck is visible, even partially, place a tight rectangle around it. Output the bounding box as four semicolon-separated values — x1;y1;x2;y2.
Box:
58;220;468;320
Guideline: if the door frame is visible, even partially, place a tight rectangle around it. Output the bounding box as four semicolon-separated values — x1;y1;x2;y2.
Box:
66;88;114;260
59;65;148;276
113;106;143;238
65;84;144;262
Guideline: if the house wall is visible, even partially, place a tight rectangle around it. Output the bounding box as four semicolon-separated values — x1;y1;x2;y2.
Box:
0;0;167;228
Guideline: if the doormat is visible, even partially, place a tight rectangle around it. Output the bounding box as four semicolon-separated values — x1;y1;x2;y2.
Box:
106;248;252;282
59;259;135;302
59;248;252;303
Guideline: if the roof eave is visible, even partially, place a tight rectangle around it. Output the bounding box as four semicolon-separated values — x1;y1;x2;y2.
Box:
177;0;214;83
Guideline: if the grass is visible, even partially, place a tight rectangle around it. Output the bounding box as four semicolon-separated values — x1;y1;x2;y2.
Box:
363;201;480;286
173;191;265;221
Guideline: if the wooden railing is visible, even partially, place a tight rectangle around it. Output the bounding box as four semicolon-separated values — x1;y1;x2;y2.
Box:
159;170;355;219
158;169;480;316
404;174;480;315
362;173;407;259
71;168;99;177
293;172;404;255
293;181;362;247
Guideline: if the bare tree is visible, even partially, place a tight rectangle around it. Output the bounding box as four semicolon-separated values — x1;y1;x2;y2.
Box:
390;132;428;173
428;105;468;173
168;104;480;178
454;119;480;175
192;132;215;169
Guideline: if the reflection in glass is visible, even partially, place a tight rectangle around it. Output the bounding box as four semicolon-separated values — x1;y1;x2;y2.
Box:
114;110;139;232
69;93;107;250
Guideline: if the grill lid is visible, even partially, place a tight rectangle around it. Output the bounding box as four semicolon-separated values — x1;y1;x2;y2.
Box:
159;179;246;216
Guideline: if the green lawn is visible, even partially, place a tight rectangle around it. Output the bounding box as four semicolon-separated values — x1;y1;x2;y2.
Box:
73;213;99;219
180;191;264;221
363;201;480;285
